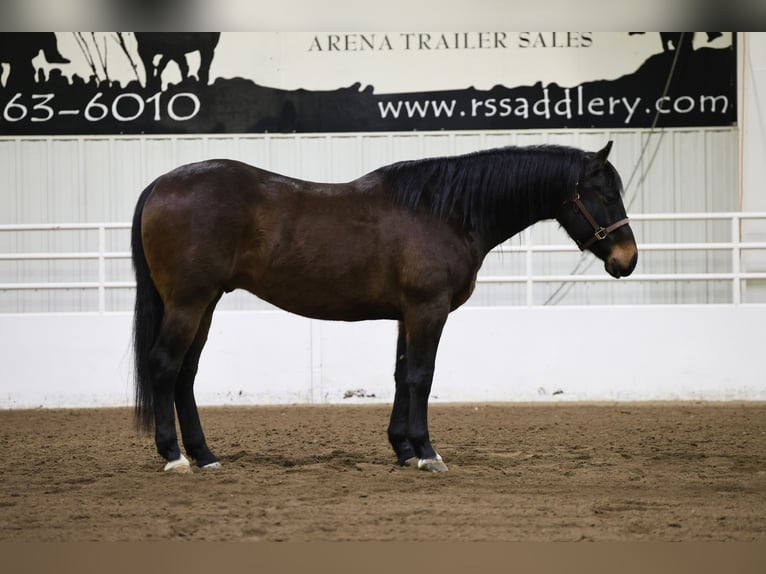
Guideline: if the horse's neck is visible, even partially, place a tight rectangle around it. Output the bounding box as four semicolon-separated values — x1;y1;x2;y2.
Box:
478;179;566;252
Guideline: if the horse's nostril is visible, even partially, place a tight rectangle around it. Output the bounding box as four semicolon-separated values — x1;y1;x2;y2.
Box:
607;243;638;277
606;248;637;278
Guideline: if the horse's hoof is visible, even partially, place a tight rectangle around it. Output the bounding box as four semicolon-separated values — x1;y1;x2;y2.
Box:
417;453;449;472
164;454;192;473
201;461;222;470
402;457;419;468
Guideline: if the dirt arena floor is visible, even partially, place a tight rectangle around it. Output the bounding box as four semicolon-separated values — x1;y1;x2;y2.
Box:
1;403;764;542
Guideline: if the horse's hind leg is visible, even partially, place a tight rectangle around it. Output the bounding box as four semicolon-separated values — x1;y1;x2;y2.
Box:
149;303;208;472
175;294;222;468
387;321;417;466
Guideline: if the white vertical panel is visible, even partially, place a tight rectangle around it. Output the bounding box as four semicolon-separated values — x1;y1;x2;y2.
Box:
705;129;738;302
706;132;734;302
143;138;178;180
453;133;484;154
641;132;677;213
510;130;533;147
360;135;392;173
48;139;82;222
483;131;517;148
48;139;86;311
672;131;705;302
705;129;738;212
299;136;332;182
268;136;300;176
18;140;49;223
174;137;206;166
674;131;707;213
237;137;270;169
0;140;17;223
574;131;610;155
206;137;238;161
16;140;49;311
388;134;421;164
616;132;645;209
640;132;677;302
112;138;145;221
82;139;113;222
0;140;18;312
328;136;362;181
419;134;451;158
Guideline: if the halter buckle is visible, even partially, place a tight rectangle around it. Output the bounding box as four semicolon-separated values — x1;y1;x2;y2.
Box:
594;227;608;241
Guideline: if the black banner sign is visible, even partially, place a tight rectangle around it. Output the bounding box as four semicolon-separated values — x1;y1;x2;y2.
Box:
0;32;736;135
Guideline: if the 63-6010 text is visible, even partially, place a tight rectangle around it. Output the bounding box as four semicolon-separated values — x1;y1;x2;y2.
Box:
2;92;201;123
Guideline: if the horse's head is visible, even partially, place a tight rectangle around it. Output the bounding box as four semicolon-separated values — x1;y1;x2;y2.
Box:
557;141;638;278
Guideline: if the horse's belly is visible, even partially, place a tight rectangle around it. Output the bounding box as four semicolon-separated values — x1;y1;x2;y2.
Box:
235;258;401;322
229;202;475;321
250;283;401;321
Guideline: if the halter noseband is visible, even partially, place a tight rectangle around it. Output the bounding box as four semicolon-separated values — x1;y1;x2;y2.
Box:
563;181;630;251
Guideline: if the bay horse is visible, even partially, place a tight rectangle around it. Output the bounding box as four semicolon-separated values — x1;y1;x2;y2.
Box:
131;141;637;473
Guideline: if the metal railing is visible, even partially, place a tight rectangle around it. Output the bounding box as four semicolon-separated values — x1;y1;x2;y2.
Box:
2;213;766;312
0;222;132;313
483;212;766;306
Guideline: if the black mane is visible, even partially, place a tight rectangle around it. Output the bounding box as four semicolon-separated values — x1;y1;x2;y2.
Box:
374;144;586;239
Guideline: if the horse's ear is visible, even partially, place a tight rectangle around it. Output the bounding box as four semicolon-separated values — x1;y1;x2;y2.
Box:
586;140;613;174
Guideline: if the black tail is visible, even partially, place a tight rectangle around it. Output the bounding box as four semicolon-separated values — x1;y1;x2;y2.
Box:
131;180;162;433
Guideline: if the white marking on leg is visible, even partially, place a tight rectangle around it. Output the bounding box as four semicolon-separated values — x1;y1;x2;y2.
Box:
163;454;191;473
416;452;442;469
417;452;448;472
202;461;222;470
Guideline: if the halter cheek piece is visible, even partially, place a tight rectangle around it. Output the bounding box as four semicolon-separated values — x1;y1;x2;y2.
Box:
562;181;630;251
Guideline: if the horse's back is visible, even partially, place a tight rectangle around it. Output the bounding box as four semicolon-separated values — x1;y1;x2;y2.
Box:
140;160;392;313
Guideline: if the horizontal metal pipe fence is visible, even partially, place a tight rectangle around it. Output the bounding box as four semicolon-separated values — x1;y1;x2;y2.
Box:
1;213;766;312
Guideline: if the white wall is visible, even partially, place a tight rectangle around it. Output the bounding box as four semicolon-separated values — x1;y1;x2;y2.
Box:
740;33;766;302
742;32;766;212
2;305;765;409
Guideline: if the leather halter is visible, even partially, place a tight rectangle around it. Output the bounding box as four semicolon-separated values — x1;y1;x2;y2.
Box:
563;182;630;251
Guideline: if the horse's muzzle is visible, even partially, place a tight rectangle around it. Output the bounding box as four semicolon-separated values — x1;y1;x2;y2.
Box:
605;243;638;278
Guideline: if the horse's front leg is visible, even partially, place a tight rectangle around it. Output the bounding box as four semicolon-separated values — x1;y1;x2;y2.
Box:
388;321;417;466
402;302;450;472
